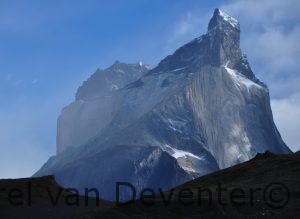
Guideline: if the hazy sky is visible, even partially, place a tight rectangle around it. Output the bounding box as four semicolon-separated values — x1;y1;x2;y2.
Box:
0;0;299;178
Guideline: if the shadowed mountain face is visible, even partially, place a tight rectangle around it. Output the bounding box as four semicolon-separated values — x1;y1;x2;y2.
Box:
57;61;149;154
35;9;291;201
2;152;300;218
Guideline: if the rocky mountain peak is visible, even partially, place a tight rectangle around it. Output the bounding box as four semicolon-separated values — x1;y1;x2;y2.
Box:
75;61;149;101
36;9;289;201
150;9;245;77
109;60;150;71
208;8;240;32
205;8;241;68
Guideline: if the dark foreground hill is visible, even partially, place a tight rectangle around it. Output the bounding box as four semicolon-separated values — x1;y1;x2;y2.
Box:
0;175;112;219
1;152;300;218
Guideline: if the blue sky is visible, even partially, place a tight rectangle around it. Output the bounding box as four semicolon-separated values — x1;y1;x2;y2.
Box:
0;0;299;178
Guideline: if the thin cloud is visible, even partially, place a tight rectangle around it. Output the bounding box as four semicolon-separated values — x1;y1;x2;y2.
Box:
221;0;300;77
243;26;300;74
0;92;68;178
221;0;300;151
220;0;300;28
164;11;210;53
0;107;54;178
271;92;300;152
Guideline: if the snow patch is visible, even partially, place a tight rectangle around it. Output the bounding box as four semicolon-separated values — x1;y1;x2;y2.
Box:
224;64;262;90
170;67;187;72
196;36;203;43
219;9;239;28
116;69;125;74
111;84;119;90
167;118;183;133
181;166;199;173
166;118;189;133
169;126;181;133
164;144;202;160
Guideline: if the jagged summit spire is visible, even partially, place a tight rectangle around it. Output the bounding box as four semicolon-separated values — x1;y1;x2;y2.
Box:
208;8;239;32
149;8;262;85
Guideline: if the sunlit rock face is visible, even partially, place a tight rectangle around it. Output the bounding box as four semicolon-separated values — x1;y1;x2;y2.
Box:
36;9;291;201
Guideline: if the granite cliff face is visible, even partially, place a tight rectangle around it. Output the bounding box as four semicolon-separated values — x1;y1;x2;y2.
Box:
35;9;291;200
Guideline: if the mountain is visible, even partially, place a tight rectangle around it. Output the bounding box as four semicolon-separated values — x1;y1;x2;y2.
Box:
57;61;149;154
34;9;291;200
3;152;300;218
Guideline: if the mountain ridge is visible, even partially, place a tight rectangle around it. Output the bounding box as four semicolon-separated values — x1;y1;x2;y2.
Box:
35;8;291;201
